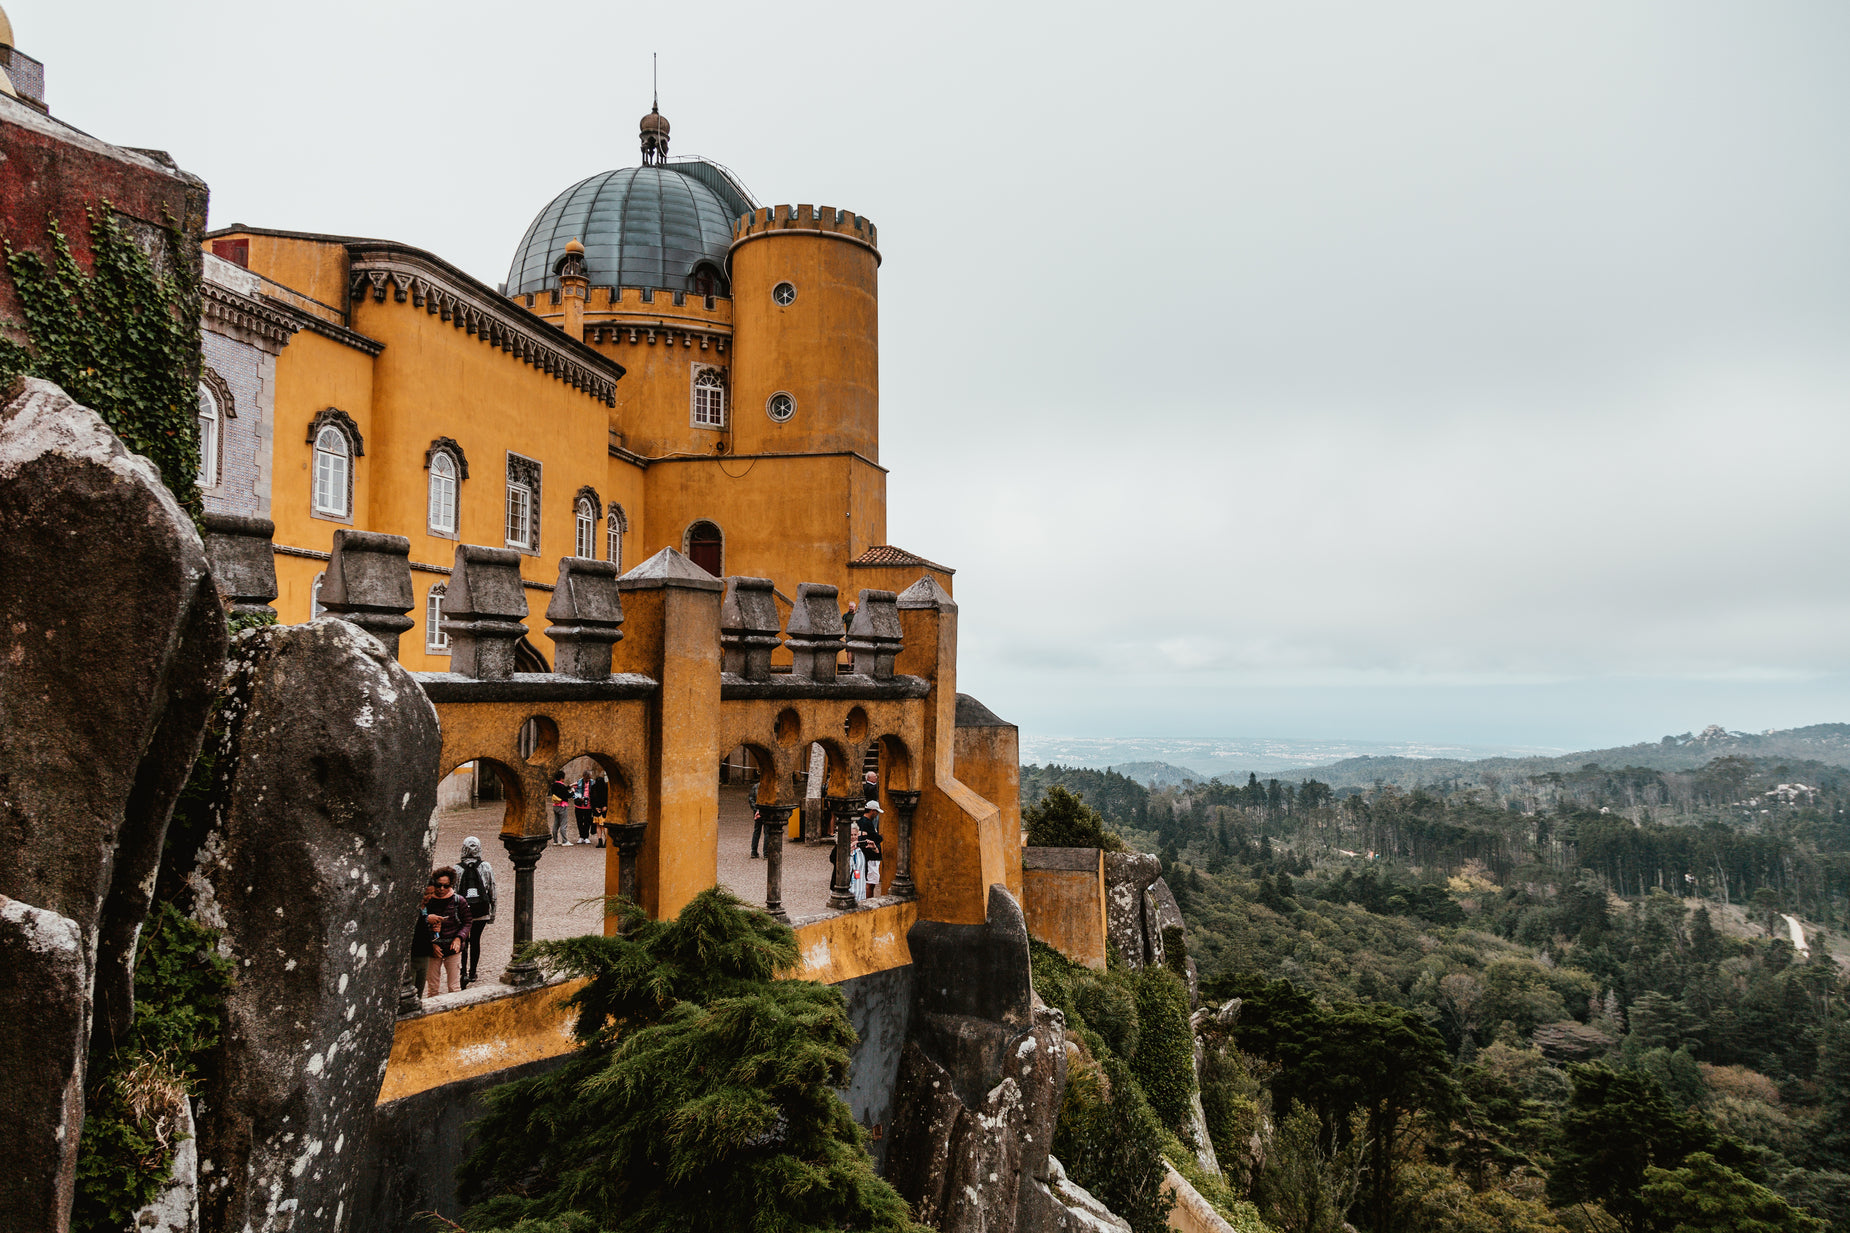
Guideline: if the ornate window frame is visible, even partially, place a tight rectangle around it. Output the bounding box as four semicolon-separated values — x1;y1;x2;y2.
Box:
505;451;542;554
690;364;727;430
425;583;450;653
308;407;362;523
196;381;221;490
574;486;602;559
425;438;467;538
607;504;629;572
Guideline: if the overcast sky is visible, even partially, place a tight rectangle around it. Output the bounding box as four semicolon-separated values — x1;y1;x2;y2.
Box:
25;2;1850;750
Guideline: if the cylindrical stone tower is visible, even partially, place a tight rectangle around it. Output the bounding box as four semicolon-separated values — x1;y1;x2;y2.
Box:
726;204;880;460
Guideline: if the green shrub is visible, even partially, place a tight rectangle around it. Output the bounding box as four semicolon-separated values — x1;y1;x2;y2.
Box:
1025;785;1125;851
1131;966;1198;1133
1055;1049;1175;1233
1075;976;1141;1061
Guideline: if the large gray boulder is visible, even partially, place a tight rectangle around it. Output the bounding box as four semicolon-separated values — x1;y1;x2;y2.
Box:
184;619;441;1233
0;377;225;1233
888;886;1086;1233
1102;853;1160;968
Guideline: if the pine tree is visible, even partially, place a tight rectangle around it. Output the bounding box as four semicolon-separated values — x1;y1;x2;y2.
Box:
460;888;925;1233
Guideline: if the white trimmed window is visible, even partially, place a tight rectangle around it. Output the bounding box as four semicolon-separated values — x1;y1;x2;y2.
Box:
426;585;449;652
505;453;541;552
313;426;350;517
506;481;531;549
311;572;325;618
428;452;458;535
608;506;627;571
575;497;596;559
196;383;219;489
692;367;726;428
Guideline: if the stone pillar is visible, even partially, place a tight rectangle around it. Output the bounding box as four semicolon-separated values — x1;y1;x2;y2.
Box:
888;789;922;900
846;588;904;678
719;575;781;680
500;834;551;986
317;529;415;657
610;822;648;933
755;803;795;922
614;548;722;920
545;556;624;679
443;545;530;680
786;582;845;680
200;512;279;620
826;794;861;911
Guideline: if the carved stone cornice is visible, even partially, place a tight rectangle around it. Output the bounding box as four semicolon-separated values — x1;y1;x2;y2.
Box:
345;244;623;406
202;280;298;354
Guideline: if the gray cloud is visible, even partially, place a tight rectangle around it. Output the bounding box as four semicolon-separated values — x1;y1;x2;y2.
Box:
28;0;1850;746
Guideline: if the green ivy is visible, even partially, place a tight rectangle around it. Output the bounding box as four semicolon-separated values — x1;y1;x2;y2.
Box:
1131;966;1199;1134
0;203;204;522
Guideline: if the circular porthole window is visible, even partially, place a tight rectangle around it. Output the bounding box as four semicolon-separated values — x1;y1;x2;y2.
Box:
766;392;796;422
772;281;797;306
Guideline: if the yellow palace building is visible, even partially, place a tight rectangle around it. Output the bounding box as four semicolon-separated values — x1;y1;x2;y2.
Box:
203;103;952;672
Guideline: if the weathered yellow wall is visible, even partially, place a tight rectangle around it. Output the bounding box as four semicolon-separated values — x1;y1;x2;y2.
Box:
788;899;916;985
234;233;351;311
641;453;882;598
377;979;586;1105
1022;850;1108;971
956;722;1023;901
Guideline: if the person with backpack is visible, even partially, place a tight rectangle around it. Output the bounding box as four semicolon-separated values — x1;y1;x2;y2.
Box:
455;836;496;988
419;867;472;996
549;771;572;845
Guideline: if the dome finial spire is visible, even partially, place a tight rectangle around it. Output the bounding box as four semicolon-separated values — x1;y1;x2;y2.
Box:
640;53;670;166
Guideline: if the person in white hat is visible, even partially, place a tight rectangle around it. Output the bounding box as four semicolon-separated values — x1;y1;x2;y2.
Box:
857;799;884;897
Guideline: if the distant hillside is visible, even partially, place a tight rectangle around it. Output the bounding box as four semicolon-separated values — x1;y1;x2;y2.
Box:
1109;760;1213;789
1266;722;1850;790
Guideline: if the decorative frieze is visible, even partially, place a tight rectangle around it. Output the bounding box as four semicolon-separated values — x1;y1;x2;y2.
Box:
346;246;620;406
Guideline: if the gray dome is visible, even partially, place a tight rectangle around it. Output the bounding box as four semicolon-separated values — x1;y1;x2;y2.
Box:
505;165;738;297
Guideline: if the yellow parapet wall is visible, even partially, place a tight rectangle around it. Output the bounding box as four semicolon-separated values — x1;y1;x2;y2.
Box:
379;901;918;1105
378;978;587;1106
1022;846;1108;971
788;899;917;985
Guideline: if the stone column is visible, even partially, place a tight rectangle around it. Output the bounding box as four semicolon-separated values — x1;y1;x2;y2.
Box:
888;789;922;900
317;529;415;658
500;834;551;985
755;804;795;923
610;822;648;934
827;794;861;911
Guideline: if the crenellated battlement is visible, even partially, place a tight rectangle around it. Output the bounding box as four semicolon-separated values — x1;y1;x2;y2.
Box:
731;204;879;256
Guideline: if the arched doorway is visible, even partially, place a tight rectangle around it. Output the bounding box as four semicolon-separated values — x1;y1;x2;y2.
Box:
686;520;723;577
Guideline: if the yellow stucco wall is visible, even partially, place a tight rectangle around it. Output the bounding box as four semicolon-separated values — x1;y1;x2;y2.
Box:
788;899;917;985
1022;850;1108;971
377;978;587;1106
728;213;879;462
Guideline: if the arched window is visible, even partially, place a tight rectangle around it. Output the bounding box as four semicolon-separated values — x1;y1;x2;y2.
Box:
426;584;449;652
428;451;458;535
196;383;220;489
686;520;722;577
313;426;350;517
575;496;596;559
607;505;628;572
691;366;726;429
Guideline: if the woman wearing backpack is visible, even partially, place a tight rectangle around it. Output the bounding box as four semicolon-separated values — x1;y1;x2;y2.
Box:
456;837;496;988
